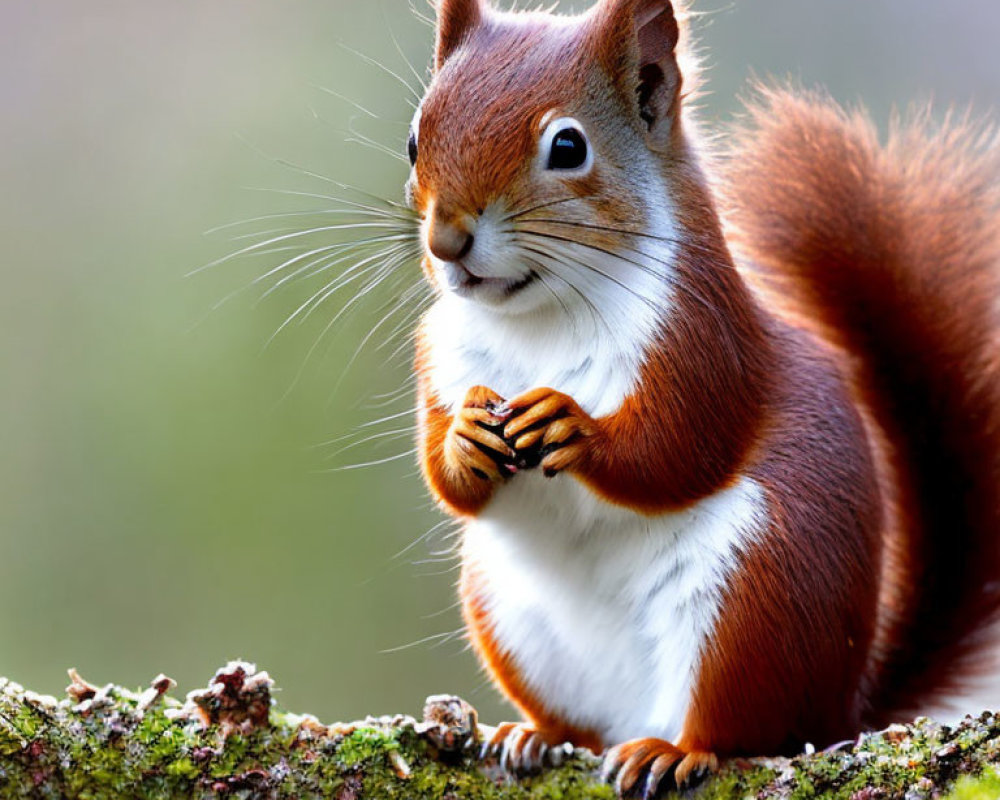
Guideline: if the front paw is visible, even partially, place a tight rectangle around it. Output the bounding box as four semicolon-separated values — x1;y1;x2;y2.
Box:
500;388;598;477
602;739;718;798
444;386;516;484
480;722;574;776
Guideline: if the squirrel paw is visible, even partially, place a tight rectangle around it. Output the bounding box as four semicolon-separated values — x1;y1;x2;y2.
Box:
602;738;718;798
480;722;572;776
444;386;516;484
500;388;598;477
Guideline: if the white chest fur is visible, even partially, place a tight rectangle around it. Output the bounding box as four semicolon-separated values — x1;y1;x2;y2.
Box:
421;264;667;418
463;473;766;746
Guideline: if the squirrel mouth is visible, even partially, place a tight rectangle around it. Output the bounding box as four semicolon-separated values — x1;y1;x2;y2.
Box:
444;262;537;298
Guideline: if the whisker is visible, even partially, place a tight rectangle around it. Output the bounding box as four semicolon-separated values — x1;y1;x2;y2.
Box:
379;628;464;655
414;562;463;579
412;554;458;566
377;292;434;355
227;226;301;243
337;42;422;105
206;206;411;237
310;83;383;120
516;252;576;326
519;245;610;337
233;137;415;213
313;179;416;216
294;255;414;369
421;600;464;621
325;448;418;473
407;0;435;29
257;238;417;307
380;293;437;364
265;246;417;407
266;246;413;345
518;230;667;316
518;226;725;319
326;426;417;461
385;17;429;94
338;280;429;387
312;408;418;449
385;324;424;364
191;221;410;277
394;519;456;562
363;375;419;410
360;406;417;428
204;246;311;313
242;187;417;223
516;215;720;257
292;246;418;333
242;239;415;311
505;195;583;223
345;118;410;163
197;242;314;312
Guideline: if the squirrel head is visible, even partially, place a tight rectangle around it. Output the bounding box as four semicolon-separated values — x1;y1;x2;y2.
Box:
408;0;691;317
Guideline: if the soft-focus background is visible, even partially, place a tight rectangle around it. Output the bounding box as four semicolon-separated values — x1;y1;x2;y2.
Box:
1;1;997;723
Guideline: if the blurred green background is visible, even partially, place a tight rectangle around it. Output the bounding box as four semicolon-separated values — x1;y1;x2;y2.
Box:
1;1;997;724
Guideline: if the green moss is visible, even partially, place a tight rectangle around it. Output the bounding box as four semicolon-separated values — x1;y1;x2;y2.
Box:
943;768;1000;800
336;726;400;767
2;667;1000;799
164;756;200;780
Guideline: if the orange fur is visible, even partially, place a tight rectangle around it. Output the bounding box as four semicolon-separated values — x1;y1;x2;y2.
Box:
721;89;1000;721
415;331;506;516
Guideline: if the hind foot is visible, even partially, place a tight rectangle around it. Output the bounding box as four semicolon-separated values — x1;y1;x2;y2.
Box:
479;722;575;776
602;738;718;798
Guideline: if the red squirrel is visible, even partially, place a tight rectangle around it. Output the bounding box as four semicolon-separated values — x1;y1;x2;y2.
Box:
404;0;1000;794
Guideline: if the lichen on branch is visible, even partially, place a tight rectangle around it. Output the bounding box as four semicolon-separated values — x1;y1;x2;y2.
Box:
0;662;998;799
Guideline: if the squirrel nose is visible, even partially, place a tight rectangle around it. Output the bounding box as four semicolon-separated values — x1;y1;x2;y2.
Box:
427;212;476;262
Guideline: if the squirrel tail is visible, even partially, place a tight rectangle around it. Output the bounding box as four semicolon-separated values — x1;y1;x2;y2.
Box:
721;86;1000;722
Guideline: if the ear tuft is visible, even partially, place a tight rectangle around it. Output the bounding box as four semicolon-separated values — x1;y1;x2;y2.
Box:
636;1;680;129
636;1;679;65
435;0;484;71
591;0;682;146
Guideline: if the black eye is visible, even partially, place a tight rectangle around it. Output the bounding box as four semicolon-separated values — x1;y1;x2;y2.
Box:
547;127;588;171
407;129;418;167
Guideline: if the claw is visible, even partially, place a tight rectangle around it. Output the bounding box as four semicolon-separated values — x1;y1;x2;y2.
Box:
673;752;718;788
642;771;661;800
536;741;549;769
478;723;574;778
644;752;680;798
500;726;523;773
616;743;653;796
602;739;709;798
601;745;622;783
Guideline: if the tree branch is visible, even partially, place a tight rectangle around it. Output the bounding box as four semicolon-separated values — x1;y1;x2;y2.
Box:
1;662;998;799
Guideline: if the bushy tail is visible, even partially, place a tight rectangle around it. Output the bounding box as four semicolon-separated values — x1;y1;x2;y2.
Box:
721;86;1000;721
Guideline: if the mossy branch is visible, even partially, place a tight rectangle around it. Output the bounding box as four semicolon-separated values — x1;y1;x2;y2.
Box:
1;662;999;799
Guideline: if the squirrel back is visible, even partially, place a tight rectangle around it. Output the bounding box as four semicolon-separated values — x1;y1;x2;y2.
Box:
722;88;1000;721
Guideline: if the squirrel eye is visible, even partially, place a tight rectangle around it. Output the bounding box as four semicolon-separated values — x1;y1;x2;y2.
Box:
407;129;418;167
543;121;591;172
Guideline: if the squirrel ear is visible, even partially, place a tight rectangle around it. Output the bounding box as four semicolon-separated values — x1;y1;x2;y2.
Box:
435;0;484;71
591;0;682;147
